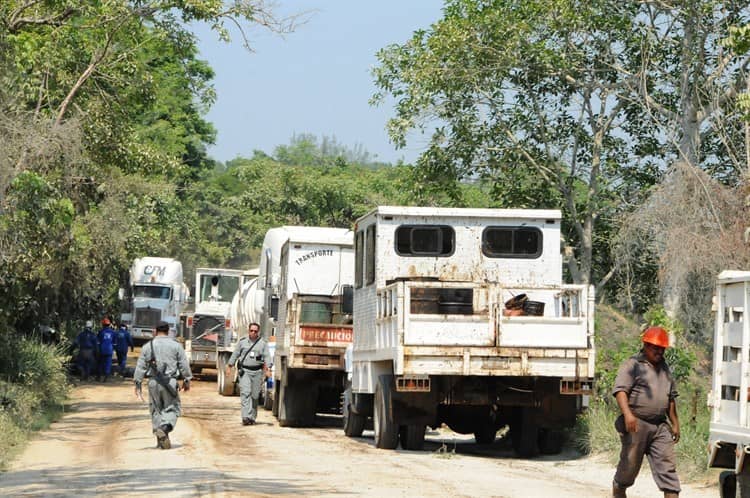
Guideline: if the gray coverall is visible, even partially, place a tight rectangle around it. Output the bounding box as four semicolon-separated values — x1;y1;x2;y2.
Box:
228;336;270;423
134;336;192;433
612;352;681;494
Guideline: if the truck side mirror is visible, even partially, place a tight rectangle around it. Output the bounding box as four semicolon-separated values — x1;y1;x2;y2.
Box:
342;285;353;314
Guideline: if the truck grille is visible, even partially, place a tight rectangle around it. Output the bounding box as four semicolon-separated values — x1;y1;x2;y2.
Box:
191;315;227;347
134;307;161;328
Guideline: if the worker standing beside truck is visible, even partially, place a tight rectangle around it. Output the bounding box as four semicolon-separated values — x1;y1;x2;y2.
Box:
226;322;270;426
115;323;135;375
611;326;681;498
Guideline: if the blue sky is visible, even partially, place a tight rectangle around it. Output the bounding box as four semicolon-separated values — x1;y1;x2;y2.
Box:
192;1;443;165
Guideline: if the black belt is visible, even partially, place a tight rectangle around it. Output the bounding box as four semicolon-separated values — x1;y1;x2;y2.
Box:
242;365;262;371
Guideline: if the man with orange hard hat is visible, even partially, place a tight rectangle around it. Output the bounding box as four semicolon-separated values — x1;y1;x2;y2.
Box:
611;326;681;498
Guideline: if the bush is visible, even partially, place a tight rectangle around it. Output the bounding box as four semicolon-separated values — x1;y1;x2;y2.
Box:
0;331;72;470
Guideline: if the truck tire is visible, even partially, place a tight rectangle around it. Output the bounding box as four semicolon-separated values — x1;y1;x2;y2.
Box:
262;380;273;410
278;382;315;427
473;423;497;445
374;376;399;449
217;354;235;396
272;382;280;417
399;424;426;451
538;428;564;455
343;385;365;437
511;408;539;457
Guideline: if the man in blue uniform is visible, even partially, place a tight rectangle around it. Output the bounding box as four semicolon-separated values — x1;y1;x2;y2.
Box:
97;318;116;382
115;323;135;375
73;321;97;380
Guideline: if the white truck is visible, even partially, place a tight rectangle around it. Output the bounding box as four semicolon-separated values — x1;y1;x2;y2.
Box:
180;268;244;379
120;257;190;343
269;227;354;427
343;206;595;456
707;271;750;497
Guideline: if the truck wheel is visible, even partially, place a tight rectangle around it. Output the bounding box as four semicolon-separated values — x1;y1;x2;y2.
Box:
343;386;365;437
538;428;564;455
278;382;296;426
374;376;398;449
511;408;539;457
474;423;497;445
272;382;280;417
720;470;736;498
279;382;313;427
262;381;273;410
399;425;426;451
217;354;235;396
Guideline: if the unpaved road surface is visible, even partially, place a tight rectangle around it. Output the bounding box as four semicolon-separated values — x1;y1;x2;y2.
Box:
0;373;717;497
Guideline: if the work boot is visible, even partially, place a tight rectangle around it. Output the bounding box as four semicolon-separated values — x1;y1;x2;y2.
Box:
242;418;251;426
155;426;171;449
612;482;626;498
663;493;678;498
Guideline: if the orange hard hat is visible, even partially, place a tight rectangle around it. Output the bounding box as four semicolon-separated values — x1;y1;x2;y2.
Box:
101;318;111;326
642;326;669;348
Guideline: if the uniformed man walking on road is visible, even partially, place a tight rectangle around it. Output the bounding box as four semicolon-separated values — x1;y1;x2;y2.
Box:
225;322;270;425
612;326;681;498
133;321;192;449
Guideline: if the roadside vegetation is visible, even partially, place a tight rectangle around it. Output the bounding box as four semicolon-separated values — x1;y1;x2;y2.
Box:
2;0;750;481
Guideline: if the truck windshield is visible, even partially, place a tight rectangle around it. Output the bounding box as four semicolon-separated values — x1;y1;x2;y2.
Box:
199;275;240;303
133;285;172;299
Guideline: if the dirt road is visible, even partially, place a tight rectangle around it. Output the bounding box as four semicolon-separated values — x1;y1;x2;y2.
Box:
0;374;717;497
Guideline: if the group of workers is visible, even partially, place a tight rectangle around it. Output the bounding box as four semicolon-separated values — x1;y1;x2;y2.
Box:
73;318;134;381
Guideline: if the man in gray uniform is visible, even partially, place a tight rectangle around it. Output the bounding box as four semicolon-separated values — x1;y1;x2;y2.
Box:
134;320;192;449
225;322;270;425
612;326;680;498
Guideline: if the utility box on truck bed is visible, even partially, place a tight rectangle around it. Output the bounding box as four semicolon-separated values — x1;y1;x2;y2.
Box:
343;206;594;456
708;271;750;496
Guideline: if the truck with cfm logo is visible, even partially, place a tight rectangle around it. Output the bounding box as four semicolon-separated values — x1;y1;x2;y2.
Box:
120;257;190;344
342;206;595;456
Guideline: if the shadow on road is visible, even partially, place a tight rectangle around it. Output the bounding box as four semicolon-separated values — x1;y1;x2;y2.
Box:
0;466;341;496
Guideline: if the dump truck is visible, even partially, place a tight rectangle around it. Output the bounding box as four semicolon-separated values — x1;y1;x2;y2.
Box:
708;271;750;497
343;206;594;456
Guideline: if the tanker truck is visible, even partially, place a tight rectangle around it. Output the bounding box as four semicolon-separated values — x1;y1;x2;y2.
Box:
119;257;190;344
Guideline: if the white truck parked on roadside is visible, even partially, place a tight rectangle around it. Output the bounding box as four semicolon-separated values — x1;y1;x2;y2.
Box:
269;227;354;427
707;271;750;497
343;206;595;456
120;257;190;343
181;268;243;379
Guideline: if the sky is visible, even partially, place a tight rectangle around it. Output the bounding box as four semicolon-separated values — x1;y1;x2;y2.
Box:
191;1;444;165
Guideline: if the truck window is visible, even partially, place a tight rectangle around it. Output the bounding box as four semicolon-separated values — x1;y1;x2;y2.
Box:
365;224;376;285
355;230;364;288
133;285;171;299
199;275;240;303
482;226;542;258
395;225;454;256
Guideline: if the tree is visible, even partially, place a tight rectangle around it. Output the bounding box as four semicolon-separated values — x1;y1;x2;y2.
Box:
372;0;653;287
